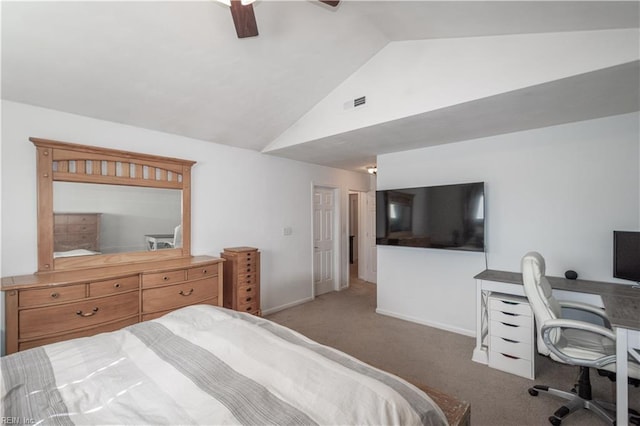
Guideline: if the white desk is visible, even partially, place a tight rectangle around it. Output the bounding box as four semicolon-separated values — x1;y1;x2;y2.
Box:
473;270;640;426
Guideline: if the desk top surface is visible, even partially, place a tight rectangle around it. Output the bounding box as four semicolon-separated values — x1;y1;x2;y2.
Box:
475;269;640;331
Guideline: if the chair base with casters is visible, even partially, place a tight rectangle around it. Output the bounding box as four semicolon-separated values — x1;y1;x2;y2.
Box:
528;366;621;425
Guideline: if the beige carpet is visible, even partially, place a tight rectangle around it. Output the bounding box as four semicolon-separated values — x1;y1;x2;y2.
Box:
266;278;639;426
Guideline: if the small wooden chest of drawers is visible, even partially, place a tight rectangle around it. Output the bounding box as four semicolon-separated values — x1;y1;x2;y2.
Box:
488;293;535;379
221;247;261;316
53;213;101;252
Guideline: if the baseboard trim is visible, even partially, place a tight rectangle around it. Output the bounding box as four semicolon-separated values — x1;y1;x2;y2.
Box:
375;308;475;338
262;297;314;316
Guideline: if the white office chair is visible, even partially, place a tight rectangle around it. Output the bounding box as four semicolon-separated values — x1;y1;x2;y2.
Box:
521;251;640;426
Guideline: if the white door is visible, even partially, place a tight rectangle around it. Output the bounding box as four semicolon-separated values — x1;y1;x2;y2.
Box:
313;187;336;295
363;190;377;283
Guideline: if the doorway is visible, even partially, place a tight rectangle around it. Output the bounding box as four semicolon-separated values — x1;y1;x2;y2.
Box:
313;186;338;296
348;190;377;285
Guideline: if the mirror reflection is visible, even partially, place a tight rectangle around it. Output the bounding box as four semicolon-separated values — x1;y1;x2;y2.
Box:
53;182;182;258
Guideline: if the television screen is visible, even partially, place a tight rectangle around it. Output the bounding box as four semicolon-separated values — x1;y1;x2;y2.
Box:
614;231;640;282
376;182;485;252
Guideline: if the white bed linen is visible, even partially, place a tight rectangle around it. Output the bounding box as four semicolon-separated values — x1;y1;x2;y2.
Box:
1;305;448;426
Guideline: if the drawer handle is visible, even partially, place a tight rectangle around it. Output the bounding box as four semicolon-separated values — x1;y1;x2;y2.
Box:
500;322;518;328
51;292;59;299
179;288;194;296
246;275;251;279
245;306;252;312
76;307;99;317
246;287;252;292
501;337;518;344
114;283;121;288
501;311;517;316
245;297;252;302
163;276;170;281
202;269;208;274
501;353;520;360
501;301;518;305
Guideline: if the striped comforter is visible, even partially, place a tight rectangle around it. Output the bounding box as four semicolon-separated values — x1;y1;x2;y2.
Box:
1;305;447;425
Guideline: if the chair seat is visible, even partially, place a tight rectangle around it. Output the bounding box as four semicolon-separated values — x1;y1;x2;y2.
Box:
550;328;640;379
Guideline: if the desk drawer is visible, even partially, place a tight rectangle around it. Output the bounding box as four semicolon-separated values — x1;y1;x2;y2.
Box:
19;284;86;307
490;335;533;360
142;270;186;288
489;295;531;316
489;309;531;328
19;292;139;339
142;278;215;313
489;350;533;379
490;320;531;343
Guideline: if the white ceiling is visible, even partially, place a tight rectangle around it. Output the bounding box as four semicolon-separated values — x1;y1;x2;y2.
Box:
2;1;639;172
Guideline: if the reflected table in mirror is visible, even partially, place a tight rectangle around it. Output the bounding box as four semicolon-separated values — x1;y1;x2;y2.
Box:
145;234;175;251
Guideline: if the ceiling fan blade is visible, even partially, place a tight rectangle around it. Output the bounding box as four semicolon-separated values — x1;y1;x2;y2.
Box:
319;0;340;6
230;0;258;39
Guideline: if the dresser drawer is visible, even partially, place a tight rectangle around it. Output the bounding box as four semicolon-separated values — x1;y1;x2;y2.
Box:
19;284;86;307
237;300;260;315
238;273;257;285
142;269;186;288
19;316;138;351
142;278;216;313
238;284;257;299
489;309;531;328
236;251;258;263
19;292;139;339
142;297;219;322
488;295;531;316
490;335;533;360
89;275;139;297
187;265;218;281
489;351;534;379
490;320;532;343
67;223;97;234
67;214;98;225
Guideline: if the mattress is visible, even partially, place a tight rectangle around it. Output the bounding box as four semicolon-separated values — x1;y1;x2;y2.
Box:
1;304;448;425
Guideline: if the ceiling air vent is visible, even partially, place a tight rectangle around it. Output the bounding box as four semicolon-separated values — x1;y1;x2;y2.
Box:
343;96;367;110
354;96;366;107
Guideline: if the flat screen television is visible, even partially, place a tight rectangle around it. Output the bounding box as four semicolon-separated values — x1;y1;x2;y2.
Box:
376;182;485;252
613;230;640;283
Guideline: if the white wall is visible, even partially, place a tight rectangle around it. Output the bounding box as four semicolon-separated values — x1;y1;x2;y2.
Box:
266;29;639;151
0;101;372;353
376;113;640;336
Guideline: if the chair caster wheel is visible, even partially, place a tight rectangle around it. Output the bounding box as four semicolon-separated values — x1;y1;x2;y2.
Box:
549;416;562;426
528;388;539;396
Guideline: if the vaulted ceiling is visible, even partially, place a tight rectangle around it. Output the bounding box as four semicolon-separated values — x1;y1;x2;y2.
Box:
2;1;639;172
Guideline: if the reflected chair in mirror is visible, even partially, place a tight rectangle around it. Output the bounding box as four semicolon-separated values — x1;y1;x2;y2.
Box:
168;224;182;249
521;251;640;426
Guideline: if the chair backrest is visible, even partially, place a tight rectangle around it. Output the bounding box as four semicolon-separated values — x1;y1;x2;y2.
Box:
521;251;562;356
173;224;183;248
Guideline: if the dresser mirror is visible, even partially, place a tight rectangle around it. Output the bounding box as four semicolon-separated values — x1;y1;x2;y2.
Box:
54;182;182;255
32;137;195;272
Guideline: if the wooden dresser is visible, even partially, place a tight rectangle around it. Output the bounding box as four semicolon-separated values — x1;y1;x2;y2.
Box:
221;247;261;316
1;256;223;354
54;213;101;253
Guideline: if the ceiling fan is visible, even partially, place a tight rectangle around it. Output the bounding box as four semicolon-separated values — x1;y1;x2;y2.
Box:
223;0;340;39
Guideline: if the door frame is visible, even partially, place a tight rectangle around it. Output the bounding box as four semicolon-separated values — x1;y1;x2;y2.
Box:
311;184;340;298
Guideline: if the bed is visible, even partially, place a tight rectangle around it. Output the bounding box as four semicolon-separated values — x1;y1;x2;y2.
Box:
1;305;454;425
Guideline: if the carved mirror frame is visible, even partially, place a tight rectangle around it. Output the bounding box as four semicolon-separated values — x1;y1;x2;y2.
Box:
32;137;195;272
